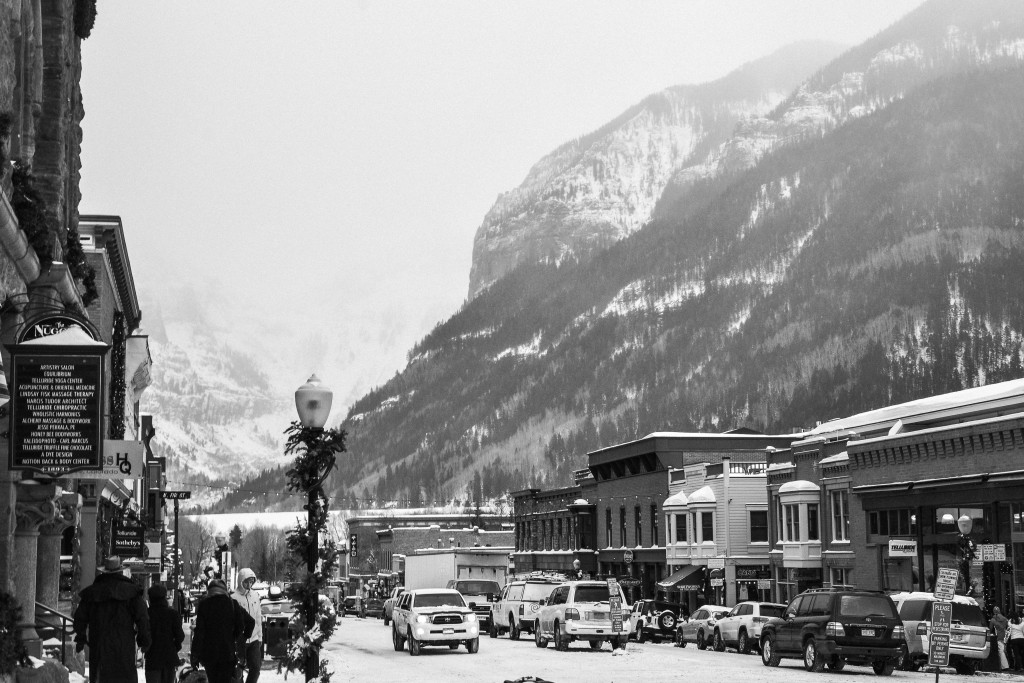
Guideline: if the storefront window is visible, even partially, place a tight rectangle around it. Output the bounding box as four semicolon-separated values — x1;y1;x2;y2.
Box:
869;509;917;536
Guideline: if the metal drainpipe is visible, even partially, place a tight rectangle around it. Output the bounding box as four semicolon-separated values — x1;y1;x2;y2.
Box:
722;455;730;605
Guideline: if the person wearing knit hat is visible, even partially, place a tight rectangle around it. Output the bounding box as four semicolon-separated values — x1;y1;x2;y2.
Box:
192;578;254;683
144;584;184;683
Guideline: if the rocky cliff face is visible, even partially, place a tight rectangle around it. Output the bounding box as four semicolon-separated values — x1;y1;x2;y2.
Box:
467;42;845;299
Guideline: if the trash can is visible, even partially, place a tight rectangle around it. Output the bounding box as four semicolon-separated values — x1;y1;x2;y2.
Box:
263;613;296;658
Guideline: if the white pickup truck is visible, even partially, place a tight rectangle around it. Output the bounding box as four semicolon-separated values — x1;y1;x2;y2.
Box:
390;588;481;655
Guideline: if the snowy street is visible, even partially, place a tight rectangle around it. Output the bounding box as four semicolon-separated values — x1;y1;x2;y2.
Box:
242;616;1019;683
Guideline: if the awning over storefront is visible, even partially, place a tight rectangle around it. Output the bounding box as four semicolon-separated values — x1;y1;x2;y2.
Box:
657;564;704;591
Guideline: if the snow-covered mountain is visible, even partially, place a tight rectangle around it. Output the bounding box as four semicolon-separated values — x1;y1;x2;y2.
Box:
467;41;846;298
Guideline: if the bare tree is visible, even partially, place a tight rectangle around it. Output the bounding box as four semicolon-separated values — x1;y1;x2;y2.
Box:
179;517;215;585
235;524;289;584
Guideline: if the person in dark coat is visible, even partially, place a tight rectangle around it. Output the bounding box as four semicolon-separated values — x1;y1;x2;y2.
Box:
73;556;152;683
145;584;185;683
191;579;254;683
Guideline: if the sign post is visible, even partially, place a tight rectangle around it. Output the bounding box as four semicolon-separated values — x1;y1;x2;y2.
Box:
161;491;192;591
607;578;623;644
934;568;958;601
929;601;952;681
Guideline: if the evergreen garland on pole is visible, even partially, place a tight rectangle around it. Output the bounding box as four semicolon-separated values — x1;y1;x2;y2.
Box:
281;421;346;682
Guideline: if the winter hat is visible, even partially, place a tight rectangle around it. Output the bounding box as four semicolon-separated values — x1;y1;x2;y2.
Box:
237;568;256;585
148;584;168;600
208;578;228;591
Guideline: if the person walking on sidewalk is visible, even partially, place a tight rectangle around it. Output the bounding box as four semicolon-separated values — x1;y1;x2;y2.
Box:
990;606;1010;670
191;579;254;683
145;584;185;683
73;556;152;683
232;568;263;683
1008;611;1024;672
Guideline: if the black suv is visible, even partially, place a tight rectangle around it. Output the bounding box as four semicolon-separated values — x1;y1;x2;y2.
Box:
759;588;905;676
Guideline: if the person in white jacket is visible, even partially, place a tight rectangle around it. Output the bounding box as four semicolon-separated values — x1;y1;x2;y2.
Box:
232;568;263;683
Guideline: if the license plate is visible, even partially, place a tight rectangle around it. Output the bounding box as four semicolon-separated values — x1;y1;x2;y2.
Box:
443;628;454;634
862;629;875;637
951;633;966;643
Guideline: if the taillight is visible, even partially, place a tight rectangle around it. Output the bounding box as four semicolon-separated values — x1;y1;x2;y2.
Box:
519;605;524;616
916;622;928;636
565;609;580;621
826;622;846;637
893;625;905;640
753;617;767;623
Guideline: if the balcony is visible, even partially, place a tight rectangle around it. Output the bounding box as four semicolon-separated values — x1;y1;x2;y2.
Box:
666;542;719;563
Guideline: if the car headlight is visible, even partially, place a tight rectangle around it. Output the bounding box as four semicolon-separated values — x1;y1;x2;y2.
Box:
465;613;477;622
416;615;430;624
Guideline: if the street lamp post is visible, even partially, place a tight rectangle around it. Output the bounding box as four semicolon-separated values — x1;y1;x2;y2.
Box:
957;514;976;596
290;374;346;683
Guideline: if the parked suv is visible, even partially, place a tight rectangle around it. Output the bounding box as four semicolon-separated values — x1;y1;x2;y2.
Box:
713;600;786;654
889;591;989;674
675;604;729;649
391;588;481;655
534;581;630;651
630;599;676;643
382;586;405;626
490;578;561;639
760;588;905;675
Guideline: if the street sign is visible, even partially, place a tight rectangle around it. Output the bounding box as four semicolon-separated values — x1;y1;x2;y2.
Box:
711;578;724;587
607;579;623;633
931;601;951;634
929;633;951;667
161;490;192;500
934;567;958;601
623;550;633;564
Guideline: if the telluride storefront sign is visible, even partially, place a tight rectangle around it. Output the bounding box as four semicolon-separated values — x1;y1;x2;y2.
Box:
7;313;109;476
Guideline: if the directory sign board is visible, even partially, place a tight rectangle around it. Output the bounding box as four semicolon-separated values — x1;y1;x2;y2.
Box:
10;355;103;475
112;518;145;558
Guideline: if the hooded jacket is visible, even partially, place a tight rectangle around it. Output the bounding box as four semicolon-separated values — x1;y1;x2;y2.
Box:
232;568;263;643
73;571;152;683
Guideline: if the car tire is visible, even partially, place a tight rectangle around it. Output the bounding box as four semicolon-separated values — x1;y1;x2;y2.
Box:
872;659;895;676
408;631;420;657
489;621;497;638
467;637;479;654
637;628;647;644
760;634;781;667
696;629;707;650
392;626;404;652
613;636;627;649
738;630;750;654
589;640;602;650
674;629;686;647
554;621;568;651
509;617;520;641
827;655;846;671
803;638;825;672
383;614;390;626
534;625;548;648
713;629;725;652
657;611;676;632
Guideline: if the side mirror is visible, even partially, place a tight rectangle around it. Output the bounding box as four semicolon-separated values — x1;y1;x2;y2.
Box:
469;601;477;609
786;612;796;620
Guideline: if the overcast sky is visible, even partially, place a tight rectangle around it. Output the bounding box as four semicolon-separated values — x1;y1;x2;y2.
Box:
78;0;923;408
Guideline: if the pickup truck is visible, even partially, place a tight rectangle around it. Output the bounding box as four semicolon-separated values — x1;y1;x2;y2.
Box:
391;588;481;655
383;586;405;626
446;579;500;630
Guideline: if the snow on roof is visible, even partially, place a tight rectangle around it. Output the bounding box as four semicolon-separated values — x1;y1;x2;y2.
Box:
819;452;849;465
766;462;795;471
663;491;689;508
779;480;820;494
572;498;590;506
22;326;105;346
687;485;716;504
808;378;1024;437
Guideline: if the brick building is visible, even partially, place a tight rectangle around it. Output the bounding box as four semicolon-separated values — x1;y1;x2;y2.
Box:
767;378;1024;614
378;524;514;585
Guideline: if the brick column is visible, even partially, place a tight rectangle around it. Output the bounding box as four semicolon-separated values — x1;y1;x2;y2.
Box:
36;491;80;608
